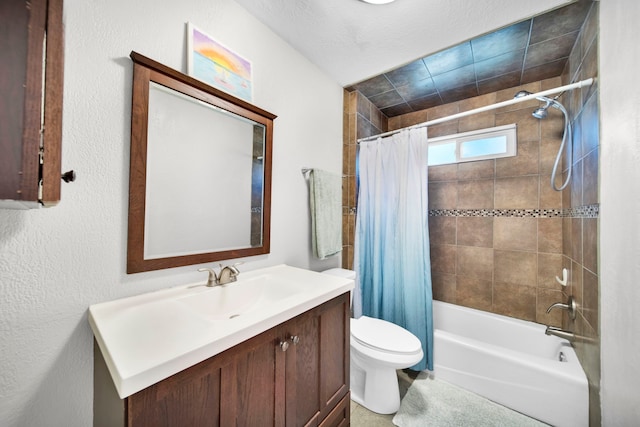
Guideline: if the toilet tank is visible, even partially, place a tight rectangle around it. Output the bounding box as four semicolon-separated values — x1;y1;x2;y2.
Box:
322;268;356;308
322;268;356;280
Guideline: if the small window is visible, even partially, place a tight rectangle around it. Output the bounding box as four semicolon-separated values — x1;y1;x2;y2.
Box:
428;124;517;166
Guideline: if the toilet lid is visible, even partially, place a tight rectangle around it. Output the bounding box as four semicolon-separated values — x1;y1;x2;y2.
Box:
351;316;422;355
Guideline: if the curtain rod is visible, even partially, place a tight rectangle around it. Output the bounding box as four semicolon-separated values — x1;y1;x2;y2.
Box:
356;77;595;143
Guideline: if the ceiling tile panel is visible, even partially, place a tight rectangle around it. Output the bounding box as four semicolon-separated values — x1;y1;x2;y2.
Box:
381;102;414;117
524;32;579;69
396;78;437;101
431;64;476;92
471;20;531;62
352;75;395;98
408;93;444;111
439;84;480;104
370;90;406;109
521;59;568;84
384;60;431;87
423;42;474;76
529;1;592;44
474;49;526;81
477;71;522;95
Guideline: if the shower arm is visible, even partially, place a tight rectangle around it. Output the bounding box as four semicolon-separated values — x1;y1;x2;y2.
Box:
356;78;594;143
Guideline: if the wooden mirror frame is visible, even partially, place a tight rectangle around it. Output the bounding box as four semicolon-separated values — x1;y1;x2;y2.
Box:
127;51;276;274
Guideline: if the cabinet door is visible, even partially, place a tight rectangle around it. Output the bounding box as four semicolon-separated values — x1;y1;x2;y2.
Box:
318;293;350;422
126;354;224;427
0;0;63;208
284;310;321;426
126;326;282;427
228;327;283;427
285;293;350;427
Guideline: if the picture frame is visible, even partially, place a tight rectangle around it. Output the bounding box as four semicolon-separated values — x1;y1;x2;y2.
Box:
187;22;253;102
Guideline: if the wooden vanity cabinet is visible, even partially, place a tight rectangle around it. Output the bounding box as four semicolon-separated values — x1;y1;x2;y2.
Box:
0;0;64;208
99;293;350;427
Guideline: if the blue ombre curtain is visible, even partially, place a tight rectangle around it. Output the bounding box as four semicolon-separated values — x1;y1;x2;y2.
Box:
353;127;433;371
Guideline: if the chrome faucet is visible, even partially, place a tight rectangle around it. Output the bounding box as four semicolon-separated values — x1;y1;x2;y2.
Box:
218;263;241;285
545;326;576;342
546;296;576;320
198;263;242;287
545;325;599;344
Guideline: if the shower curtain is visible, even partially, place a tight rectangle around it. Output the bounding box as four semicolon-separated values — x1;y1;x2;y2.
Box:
353;127;433;371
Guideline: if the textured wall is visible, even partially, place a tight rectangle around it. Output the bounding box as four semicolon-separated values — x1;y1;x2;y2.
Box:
599;0;640;425
0;0;343;425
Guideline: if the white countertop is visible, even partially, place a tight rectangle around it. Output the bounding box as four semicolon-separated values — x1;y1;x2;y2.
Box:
89;264;353;398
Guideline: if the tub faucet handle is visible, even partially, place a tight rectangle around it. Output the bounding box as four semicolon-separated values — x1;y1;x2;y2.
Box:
545;296;576;320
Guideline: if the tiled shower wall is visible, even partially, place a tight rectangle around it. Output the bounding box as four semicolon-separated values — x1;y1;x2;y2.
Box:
560;2;600;424
390;77;569;326
342;91;388;268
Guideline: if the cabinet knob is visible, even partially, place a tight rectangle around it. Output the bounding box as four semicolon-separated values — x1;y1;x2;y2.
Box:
290;335;300;345
279;341;289;352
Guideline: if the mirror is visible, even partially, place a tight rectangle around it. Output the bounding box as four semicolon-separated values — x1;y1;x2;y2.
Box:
127;52;276;273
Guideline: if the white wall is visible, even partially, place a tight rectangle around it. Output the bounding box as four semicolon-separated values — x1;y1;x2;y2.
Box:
599;0;640;424
0;0;343;425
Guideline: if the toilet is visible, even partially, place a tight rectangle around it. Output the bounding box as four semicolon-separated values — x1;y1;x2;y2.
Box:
322;268;424;415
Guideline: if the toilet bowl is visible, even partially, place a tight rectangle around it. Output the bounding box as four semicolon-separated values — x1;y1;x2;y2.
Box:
322;268;424;414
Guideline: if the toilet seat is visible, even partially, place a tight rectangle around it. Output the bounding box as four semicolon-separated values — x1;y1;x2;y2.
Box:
351;316;422;355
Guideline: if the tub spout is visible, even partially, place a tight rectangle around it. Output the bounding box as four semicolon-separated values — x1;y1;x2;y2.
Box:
545;296;576;320
545;326;576;342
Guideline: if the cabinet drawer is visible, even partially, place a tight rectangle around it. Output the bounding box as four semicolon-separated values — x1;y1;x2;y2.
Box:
319;392;350;427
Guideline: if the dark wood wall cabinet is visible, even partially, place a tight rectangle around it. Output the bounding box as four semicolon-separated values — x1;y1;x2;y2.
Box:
0;0;65;209
94;293;351;427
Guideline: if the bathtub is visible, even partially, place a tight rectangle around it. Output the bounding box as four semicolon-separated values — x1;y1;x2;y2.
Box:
431;300;588;427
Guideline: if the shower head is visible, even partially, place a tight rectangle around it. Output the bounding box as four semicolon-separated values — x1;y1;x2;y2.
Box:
532;103;551;119
532;106;549;119
512;90;563;120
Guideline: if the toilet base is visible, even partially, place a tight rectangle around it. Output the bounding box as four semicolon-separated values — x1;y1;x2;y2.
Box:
350;357;401;414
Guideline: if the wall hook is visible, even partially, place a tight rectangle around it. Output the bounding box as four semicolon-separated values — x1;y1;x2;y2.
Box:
555;268;568;287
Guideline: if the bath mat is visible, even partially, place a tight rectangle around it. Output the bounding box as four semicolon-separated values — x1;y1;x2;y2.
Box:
392;372;548;427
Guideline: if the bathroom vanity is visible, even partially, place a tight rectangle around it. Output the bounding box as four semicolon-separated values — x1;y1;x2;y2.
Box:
90;265;353;426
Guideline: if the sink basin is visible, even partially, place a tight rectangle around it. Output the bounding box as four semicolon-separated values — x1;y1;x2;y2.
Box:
176;274;304;321
89;264;354;398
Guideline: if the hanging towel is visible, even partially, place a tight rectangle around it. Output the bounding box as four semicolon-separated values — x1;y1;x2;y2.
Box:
309;169;342;259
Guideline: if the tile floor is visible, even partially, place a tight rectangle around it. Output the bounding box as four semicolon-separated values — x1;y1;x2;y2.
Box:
350;370;417;427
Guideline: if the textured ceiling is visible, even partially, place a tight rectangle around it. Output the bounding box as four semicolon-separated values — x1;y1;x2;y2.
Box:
349;1;593;117
234;0;572;87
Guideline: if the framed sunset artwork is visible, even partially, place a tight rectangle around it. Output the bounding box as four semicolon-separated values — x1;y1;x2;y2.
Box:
187;23;253;102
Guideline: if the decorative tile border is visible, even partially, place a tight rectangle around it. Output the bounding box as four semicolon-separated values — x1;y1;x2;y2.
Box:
563;204;599;218
428;204;599;218
345;205;599;218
